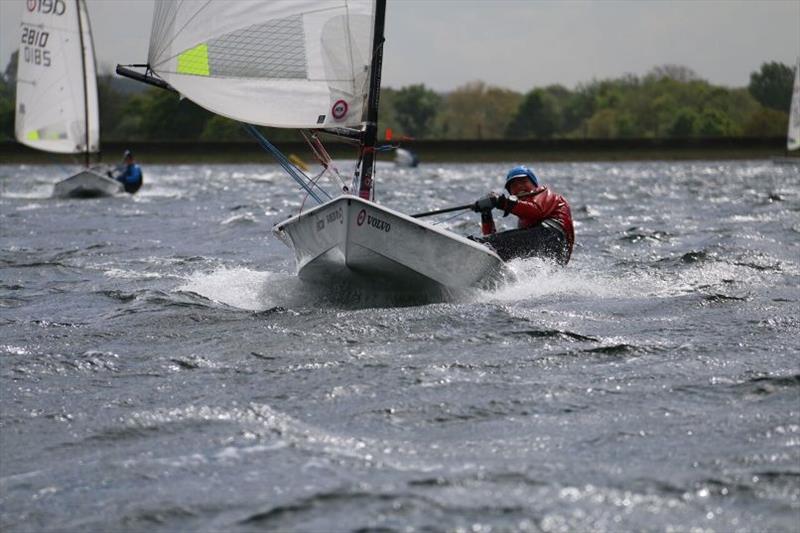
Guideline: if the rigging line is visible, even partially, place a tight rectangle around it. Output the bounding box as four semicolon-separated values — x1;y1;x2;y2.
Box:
431;210;469;226
242;124;330;204
152;0;193;60
306;169;331;207
150;1;182;62
299;168;329;213
152;0;186;60
302;131;349;189
151;0;212;66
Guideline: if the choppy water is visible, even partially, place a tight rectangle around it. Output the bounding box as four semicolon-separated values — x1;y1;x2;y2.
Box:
1;160;798;532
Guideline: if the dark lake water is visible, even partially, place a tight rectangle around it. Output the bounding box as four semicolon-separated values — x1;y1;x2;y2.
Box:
1;160;798;532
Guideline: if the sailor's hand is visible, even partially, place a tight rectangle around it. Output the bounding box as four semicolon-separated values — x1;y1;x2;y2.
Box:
473;194;497;212
495;194;517;216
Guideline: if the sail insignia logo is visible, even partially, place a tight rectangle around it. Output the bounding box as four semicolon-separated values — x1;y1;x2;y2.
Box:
331;100;348;121
27;0;66;15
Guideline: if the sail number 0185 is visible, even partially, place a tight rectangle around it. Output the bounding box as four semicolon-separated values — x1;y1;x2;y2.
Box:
21;27;51;67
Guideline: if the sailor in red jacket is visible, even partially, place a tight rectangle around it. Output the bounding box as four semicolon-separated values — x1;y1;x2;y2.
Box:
473;166;575;264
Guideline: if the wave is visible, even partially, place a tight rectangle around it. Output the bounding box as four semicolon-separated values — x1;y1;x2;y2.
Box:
220;213;258;225
483;256;643;302
176;267;294;311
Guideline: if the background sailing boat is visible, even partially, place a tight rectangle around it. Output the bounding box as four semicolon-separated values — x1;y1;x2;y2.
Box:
15;0;122;197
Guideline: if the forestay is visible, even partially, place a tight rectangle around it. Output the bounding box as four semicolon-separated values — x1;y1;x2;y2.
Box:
788;57;800;152
147;0;376;129
15;0;99;154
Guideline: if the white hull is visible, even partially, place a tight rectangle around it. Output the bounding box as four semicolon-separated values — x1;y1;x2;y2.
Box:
394;148;419;168
274;196;504;292
53;169;123;198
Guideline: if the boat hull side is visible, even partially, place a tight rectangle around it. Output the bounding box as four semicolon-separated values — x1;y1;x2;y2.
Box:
274;196;504;290
53;170;124;198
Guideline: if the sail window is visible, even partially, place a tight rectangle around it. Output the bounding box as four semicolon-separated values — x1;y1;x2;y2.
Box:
206;15;308;79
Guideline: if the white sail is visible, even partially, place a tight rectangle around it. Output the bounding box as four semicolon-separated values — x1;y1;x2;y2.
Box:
15;0;100;154
147;0;376;129
788;57;800;152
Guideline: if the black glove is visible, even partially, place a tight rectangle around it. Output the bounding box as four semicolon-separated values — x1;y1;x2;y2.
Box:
473;194;497;212
495;194;517;216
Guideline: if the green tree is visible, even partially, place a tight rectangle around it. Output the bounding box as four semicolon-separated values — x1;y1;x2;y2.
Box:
506;88;559;138
393;84;441;138
646;64;700;83
748;62;795;112
559;85;595;137
127;88;211;140
615;111;637;138
668;108;698;138
742;107;788;137
436;81;520;139
200;115;249;141
0;52;17;140
3;51;17;85
695;109;738;137
377;87;400;139
97;74;126;140
586;109;617;138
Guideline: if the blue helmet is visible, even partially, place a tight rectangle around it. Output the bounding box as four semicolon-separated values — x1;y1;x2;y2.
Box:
505;165;538;191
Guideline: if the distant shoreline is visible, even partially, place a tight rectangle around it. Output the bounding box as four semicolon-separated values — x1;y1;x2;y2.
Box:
0;138;787;164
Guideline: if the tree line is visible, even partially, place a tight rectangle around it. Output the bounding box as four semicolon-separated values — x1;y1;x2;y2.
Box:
0;53;794;143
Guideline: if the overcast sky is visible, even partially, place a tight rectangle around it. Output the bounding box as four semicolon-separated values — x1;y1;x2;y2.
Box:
1;0;798;92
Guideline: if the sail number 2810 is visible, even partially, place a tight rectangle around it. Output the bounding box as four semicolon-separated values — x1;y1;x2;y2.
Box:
20;27;51;67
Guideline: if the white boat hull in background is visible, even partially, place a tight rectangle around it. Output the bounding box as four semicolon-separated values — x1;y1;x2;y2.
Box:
53;169;124;198
394;148;419;168
274;196;504;292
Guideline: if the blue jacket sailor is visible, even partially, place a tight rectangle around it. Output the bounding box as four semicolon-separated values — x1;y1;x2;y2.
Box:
108;150;143;194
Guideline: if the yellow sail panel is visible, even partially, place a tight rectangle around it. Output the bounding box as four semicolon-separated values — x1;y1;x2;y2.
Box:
177;44;210;76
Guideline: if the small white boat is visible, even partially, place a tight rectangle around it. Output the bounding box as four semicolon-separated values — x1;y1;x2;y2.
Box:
394;148;419;168
274;195;504;291
52;169;123;198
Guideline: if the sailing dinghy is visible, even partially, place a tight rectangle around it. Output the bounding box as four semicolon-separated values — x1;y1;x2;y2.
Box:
16;0;122;198
117;0;504;292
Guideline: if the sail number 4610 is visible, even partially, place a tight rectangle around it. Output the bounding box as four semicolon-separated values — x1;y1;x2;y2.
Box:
21;27;51;67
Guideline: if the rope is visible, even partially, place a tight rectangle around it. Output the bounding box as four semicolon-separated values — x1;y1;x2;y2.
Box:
301;130;349;190
431;210;469;226
242;123;331;204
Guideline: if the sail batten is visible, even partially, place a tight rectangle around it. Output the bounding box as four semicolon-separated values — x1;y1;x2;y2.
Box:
146;0;376;129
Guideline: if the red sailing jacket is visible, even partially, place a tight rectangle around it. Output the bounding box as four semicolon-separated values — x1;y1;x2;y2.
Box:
509;186;575;257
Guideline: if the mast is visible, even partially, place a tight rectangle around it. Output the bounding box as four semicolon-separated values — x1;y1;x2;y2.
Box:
357;0;386;200
75;0;90;168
